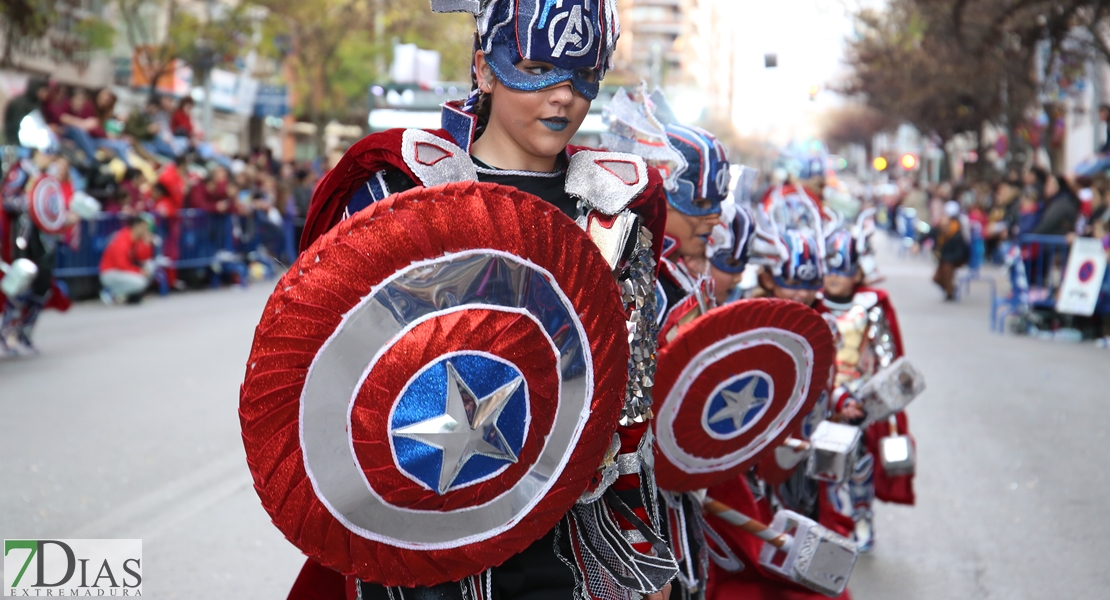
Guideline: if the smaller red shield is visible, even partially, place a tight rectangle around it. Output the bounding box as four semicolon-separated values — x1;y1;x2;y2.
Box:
652;298;834;492
28;176;69;234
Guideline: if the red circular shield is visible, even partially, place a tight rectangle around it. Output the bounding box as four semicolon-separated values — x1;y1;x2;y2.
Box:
28;176;68;234
239;182;629;586
652;298;834;492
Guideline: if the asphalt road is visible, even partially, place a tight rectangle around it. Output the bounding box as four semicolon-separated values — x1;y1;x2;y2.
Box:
1;244;1107;599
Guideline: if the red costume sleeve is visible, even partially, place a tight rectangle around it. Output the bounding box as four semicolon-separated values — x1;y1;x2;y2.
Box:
300;129;427;252
704;477;852;600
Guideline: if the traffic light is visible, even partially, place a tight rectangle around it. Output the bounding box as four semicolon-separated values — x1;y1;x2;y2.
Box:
900;154;917;170
873;157;888;171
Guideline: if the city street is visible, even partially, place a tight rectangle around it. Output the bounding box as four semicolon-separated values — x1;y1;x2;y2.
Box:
2;244;1108;599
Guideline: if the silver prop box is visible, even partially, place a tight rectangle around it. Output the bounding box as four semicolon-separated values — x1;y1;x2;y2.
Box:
704;499;857;597
879;416;916;476
856;357;926;428
806;421;862;484
1;259;38;298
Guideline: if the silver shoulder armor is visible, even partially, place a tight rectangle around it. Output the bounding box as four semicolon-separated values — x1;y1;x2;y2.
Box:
852;290;880;310
400;129;478;186
566;151;649;215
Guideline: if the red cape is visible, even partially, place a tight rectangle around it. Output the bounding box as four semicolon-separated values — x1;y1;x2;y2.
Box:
301;129;668;270
857;287;914;506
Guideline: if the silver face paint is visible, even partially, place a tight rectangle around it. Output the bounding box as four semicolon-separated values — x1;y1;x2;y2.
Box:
656;328;814;474
300;250;593;549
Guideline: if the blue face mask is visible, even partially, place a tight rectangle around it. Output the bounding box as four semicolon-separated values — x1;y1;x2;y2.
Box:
485;43;601;99
478;0;616;99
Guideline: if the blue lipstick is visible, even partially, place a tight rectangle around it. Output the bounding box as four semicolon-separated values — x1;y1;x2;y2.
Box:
540;117;570;132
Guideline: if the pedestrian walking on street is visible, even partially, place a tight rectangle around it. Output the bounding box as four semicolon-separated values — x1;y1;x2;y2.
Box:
926;200;970;300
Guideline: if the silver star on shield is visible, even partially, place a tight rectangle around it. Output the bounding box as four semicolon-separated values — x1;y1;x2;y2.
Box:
393;361;522;494
709;377;767;431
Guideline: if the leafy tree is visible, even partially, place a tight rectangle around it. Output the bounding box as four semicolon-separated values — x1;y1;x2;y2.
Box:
1;0;114;67
114;0;255;99
820;103;895;160
256;0;473;154
844;0;1110;174
841;0;1039;175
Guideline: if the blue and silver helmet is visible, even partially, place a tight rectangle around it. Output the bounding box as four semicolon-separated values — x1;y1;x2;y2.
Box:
664;123;730;216
645;88;729;216
710;204;756;274
775;230;824;290
824;228;860;277
436;0;620;100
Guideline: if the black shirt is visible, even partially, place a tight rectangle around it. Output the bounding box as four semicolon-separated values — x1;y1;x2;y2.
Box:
380;157;578;219
472;157;578;218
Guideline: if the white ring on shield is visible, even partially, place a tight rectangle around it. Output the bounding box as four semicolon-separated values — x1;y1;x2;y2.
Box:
656;328;813;475
298;249;595;550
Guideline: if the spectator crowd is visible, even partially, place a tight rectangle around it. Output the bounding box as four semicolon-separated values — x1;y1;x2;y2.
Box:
879;161;1110;342
2;78;322;299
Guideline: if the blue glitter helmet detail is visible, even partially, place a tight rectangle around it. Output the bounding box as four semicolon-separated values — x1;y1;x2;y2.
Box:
457;0;619;100
774;230;824;290
710;204;756;274
824;228;860;277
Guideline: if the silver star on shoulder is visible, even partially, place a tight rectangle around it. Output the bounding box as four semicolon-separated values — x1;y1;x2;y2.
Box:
709;377;767;431
393;360;523;494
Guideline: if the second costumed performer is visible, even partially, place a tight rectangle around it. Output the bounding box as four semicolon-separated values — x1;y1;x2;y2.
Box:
239;2;681;600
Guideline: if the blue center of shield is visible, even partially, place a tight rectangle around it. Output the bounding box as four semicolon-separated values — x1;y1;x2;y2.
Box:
390;353;528;495
704;373;772;437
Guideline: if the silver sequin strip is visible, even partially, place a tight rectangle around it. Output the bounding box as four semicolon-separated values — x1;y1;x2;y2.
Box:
620;226;660;426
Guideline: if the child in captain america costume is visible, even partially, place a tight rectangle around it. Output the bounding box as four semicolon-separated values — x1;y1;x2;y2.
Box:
1;153;74;355
598;85;728;344
821;225;915;553
272;2;680;600
697;187;864;600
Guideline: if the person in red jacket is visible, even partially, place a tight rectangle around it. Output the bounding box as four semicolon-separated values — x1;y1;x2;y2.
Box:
98;214;154;304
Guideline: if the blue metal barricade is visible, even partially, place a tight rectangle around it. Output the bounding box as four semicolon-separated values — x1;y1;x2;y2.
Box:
54;214;127;278
55;210;244;280
958;223;994;300
991;243;1030;333
1017;233;1070;310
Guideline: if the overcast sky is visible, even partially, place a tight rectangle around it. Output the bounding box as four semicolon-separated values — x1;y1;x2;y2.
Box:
724;0;882;142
